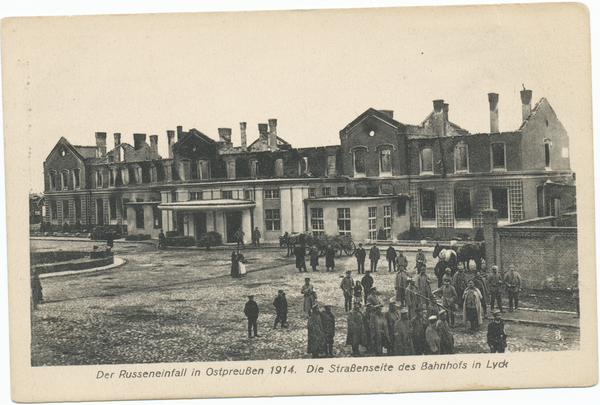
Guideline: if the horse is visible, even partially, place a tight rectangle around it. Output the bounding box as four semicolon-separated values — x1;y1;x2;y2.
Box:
456;242;485;272
433;243;459;286
280;232;311;256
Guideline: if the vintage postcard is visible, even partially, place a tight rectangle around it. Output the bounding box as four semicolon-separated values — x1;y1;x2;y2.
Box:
2;2;598;403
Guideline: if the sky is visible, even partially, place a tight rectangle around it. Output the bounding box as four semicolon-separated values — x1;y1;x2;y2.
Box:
1;1;599;405
2;2;592;193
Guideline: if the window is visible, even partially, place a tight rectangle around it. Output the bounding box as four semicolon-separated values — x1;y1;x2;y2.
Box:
74;196;82;221
454;143;468;172
311;208;325;236
491;188;509;220
454;188;472;220
380;148;392;174
275;159;284;177
264;189;280;199
73;169;81;189
308;188;316;198
327;155;336;176
491;143;506;170
153;206;162;229
383;205;392;239
96;171;102;188
62;200;70;223
61;171;69;190
122;199;129;220
265;209;281;231
420;189;436;220
368;207;377;240
136;198;144;203
221;190;233;199
322;187;331;197
198;160;210;180
109;197;117;220
135;166;142;183
227;161;236;180
50;201;57;221
49;172;57;191
244;190;252;200
544;140;551;169
337;187;346;196
109;170;115;187
298;157;309;175
338;208;351;235
135;207;145;229
250;160;259;179
353;148;366;176
420;148;433;173
190;192;203;201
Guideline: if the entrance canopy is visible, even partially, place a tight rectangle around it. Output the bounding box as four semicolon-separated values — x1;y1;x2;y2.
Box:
158;199;256;212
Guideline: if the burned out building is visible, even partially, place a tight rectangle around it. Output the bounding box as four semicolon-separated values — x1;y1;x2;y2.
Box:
42;89;575;244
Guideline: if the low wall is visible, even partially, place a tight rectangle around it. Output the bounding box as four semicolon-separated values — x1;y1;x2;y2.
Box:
34;256;114;275
31;251;87;265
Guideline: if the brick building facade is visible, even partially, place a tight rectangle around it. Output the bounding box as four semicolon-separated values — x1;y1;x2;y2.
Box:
42;89;575;244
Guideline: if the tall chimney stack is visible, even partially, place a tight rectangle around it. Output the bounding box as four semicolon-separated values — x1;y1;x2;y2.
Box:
177;126;183;141
114;133;121;149
218;128;232;144
149;135;158;153
268;119;278;151
167;130;175;158
488;93;499;133
95;132;107;158
258;123;269;146
240;122;247;151
521;89;533;122
433;100;444;137
133;133;146;150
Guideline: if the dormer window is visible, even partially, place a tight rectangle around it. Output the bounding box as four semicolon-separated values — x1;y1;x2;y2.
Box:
198;160;210;180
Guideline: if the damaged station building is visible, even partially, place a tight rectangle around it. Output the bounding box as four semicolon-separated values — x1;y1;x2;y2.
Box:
42;89;575;245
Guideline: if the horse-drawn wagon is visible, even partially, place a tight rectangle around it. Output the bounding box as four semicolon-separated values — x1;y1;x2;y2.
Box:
279;232;356;258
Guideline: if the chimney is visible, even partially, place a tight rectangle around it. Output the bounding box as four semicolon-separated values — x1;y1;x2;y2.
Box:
114;133;121;148
133;133;146;150
432;100;444;137
268;119;278;151
240;122;247;151
95;132;107;158
258;123;269;145
488;93;499;133
443;103;449;125
521;89;533;122
177;126;183;141
149;135;158;153
380;110;394;119
218;128;232;144
167;130;175;158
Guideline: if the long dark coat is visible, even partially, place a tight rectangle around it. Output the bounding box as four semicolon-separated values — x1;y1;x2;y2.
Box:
320;311;335;339
231;252;239;278
411;313;429;355
346;309;368;347
307;311;325;355
385;309;401;352
436;319;454;354
325;247;335;268
369;311;390;354
394;318;415;356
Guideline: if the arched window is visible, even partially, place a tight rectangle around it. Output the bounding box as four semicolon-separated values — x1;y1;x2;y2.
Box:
544;139;552;169
60;170;69;190
353;148;367;177
49;172;57;191
96;171;103;188
379;148;392;175
73;169;81;189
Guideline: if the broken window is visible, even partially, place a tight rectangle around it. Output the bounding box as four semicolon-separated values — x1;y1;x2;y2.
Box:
353;148;366;176
421;148;433;173
454;188;472;219
454;143;468;172
380;148;392;174
420;189;436;220
491;188;509;220
491;143;506;170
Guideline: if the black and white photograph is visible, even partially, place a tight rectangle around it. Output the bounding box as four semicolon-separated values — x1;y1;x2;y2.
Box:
3;1;598;403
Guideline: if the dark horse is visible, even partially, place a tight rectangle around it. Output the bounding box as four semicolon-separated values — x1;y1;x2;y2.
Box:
433;242;485;273
279;232;312;256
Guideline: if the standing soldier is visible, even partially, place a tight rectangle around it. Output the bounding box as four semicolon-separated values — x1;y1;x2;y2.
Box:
488;265;504;313
354;243;366;274
463;280;483;331
309;245;320;272
353;280;363;306
415;248;427;273
452;264;468;308
487;309;508;353
346;302;368;357
411;305;429;355
369;245;380;273
415;265;433;309
425;315;440;354
503;264;522;312
395;265;410;306
433;278;458;327
396;251;408;273
369;304;390;356
361;271;374;305
235;228;245;250
252;227;261;247
386;246;397;272
294;244;307;273
31;269;43;309
405;279;419;320
320;304;336;357
325;245;336;272
385;299;401;355
394;307;414;356
340;271;354;313
158;229;166;250
301;277;316;315
244;295;260;339
473;271;489;318
307;304;325;358
436;311;454;354
273;290;288;329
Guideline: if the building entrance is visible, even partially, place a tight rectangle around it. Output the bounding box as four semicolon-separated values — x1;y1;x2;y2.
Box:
225;211;242;243
194;212;207;239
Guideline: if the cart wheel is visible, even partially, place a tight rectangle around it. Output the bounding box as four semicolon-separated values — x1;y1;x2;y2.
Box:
333;242;342;258
344;241;356;256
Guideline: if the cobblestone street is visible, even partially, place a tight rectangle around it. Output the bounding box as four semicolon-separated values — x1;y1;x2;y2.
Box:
31;239;579;366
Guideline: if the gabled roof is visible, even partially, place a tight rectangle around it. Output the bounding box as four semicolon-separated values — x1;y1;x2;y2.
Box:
248;136;291;150
172;128;217;152
341;108;404;134
72;145;98;159
46;137;89;164
518;98;545;131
